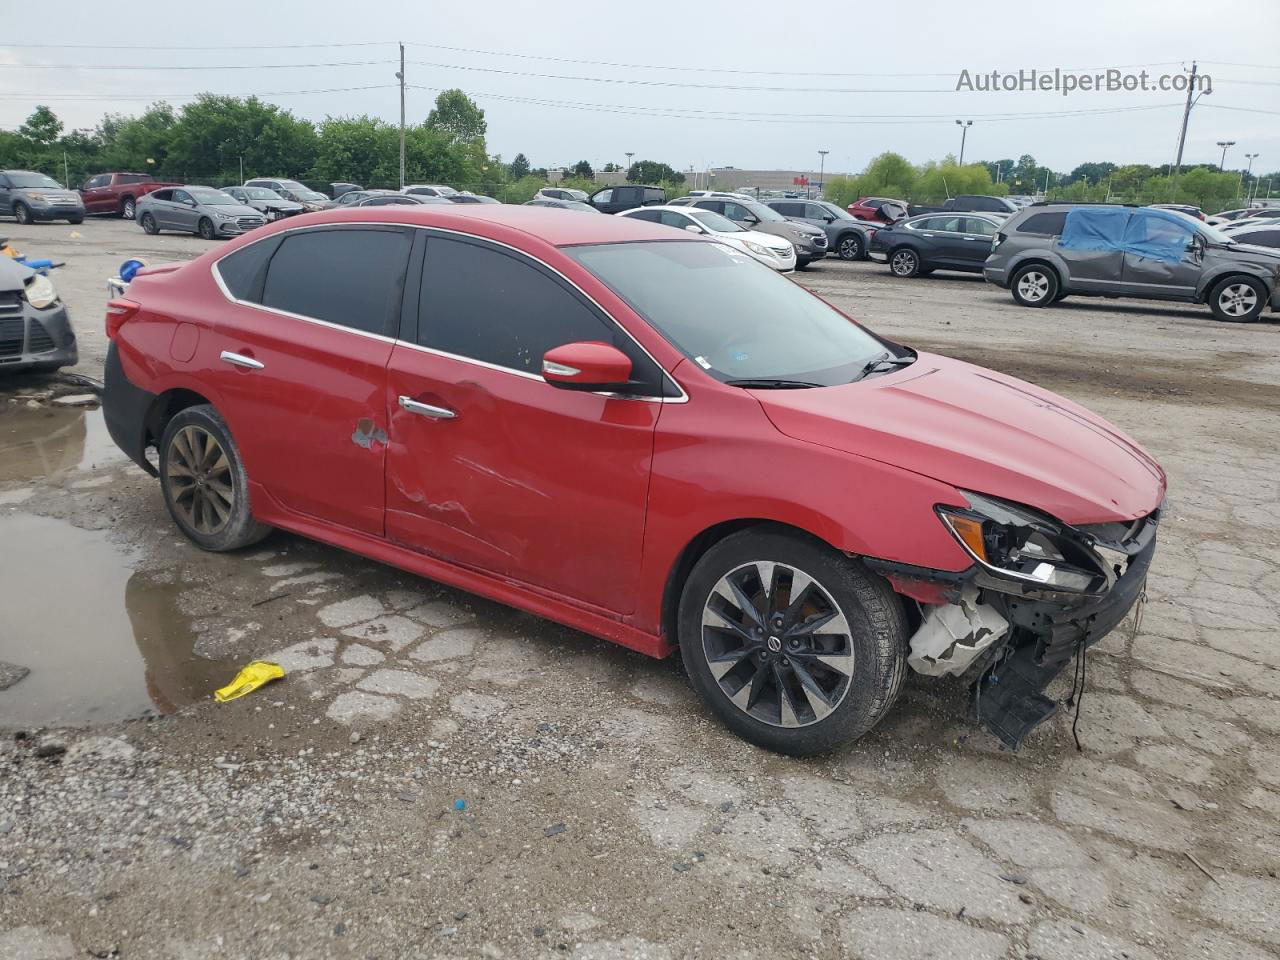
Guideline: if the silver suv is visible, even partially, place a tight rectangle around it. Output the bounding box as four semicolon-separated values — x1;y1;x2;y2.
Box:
985;203;1280;323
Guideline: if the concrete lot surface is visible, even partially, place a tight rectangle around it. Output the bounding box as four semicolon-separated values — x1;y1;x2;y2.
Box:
1;217;1278;959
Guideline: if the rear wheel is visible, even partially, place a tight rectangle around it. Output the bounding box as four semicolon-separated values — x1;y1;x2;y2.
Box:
13;202;33;225
121;197;136;219
197;217;216;240
1010;264;1059;307
837;233;864;261
140;213;159;235
679;527;908;755
1208;276;1266;323
889;247;919;277
159;405;270;552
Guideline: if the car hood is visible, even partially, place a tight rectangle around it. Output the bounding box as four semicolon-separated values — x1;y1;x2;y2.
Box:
740;229;794;251
1217;242;1280;262
257;199;303;211
755;352;1166;526
776;221;824;238
0;255;35;292
208;204;262;216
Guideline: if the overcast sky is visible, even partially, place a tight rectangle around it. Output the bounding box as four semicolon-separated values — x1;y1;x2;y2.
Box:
2;0;1277;177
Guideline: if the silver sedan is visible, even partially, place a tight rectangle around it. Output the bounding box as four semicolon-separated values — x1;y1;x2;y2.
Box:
135;186;266;240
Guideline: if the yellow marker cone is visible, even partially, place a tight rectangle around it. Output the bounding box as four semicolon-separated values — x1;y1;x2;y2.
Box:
214;660;285;702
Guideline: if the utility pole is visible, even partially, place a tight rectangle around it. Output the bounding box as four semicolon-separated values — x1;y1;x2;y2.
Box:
625;152;634;180
62;150;69;188
955;120;972;165
238;155;244;184
817;150;828;200
1173;61;1199;178
397;43;406;190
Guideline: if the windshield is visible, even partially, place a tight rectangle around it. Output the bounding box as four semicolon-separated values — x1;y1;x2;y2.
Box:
245;187;281;200
9;172;63;189
1197;220;1236;244
819;202;854;221
567;241;888;385
689;209;744;233
744;200;787;223
189;187;238;205
564;188;588;202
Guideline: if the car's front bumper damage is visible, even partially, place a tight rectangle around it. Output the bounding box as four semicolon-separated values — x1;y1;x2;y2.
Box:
867;506;1160;749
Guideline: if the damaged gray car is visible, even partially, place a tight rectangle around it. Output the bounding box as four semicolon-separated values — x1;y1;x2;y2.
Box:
0;252;77;373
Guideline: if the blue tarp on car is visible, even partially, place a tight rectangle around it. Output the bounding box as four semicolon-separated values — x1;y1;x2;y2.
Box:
1059;207;1195;264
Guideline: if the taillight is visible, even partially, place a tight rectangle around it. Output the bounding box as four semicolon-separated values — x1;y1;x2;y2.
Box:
105;298;141;339
992;232;1007;252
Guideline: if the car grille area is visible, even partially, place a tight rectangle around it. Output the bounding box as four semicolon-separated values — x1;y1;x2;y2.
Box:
0;316;23;359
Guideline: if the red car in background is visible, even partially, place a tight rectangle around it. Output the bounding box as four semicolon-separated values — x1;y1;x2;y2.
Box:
102;205;1164;754
80;172;181;219
846;197;909;225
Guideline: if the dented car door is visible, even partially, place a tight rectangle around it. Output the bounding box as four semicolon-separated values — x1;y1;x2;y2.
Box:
207;225;415;535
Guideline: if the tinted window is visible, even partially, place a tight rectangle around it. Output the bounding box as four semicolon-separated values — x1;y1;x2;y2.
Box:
626;209;660;222
150;189;173;202
215;236;283;301
643;188;664;203
120;174;150;184
419;237;625;377
932;216;965;232
1238;230;1280;247
804;204;830;219
1018;212;1067;235
260;228;412;334
614;187;640;203
658;211;695;229
772;202;804;217
84;175;108;189
693;200;726;214
862;200;884;211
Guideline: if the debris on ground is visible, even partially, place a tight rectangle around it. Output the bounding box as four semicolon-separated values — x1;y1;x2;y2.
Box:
214;660;285;702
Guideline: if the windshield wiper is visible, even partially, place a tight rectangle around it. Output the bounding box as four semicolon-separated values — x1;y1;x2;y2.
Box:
851;352;914;382
725;378;825;389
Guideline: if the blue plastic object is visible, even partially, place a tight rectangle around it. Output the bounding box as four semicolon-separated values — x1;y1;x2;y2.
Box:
119;258;147;283
1059;207;1196;265
454;798;466;811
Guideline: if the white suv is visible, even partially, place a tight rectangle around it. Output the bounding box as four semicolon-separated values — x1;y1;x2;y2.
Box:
403;184;458;199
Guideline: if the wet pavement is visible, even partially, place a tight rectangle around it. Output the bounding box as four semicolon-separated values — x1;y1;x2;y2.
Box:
0;220;1278;960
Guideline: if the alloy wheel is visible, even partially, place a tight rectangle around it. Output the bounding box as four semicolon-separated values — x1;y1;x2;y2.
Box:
701;561;854;728
14;203;31;225
123;198;136;219
1217;282;1258;318
167;425;234;536
839;236;862;260
1017;270;1050;302
890;251;916;275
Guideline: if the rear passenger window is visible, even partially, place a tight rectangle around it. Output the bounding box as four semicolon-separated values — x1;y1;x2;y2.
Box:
965;218;997;236
643;188;664;204
417;236;665;394
773;202;803;217
626;209;661;222
1017;212;1067;236
259;227;412;335
215;236;283;301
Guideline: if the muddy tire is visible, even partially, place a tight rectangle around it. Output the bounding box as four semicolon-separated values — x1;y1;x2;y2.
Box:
159;405;270;552
140;213;159;235
888;247;919;277
678;526;908;756
1208;275;1266;323
197;217;216;240
1011;263;1059;307
13;202;34;225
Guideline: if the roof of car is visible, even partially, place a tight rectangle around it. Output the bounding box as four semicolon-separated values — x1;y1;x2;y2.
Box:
258;203;696;247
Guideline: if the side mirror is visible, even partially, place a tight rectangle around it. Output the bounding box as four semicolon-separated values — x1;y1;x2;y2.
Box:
684;223;704;234
744;214;759;224
823;214;836;223
542;342;633;391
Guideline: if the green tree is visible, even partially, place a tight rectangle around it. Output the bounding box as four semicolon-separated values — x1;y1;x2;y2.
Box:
426;89;487;146
509;152;530;179
97;102;175;172
19;105;62;146
571;159;594;180
627;160;684;184
1066;161;1117;186
311;115;399;185
165;94;317;180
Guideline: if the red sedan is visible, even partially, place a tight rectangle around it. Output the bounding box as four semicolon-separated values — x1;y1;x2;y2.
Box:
103;205;1165;754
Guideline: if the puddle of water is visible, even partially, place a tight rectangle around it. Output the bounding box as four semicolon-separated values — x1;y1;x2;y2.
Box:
0;404;128;483
0;514;227;728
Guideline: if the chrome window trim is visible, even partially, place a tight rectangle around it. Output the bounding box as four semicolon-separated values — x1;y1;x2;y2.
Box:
207;219;688;404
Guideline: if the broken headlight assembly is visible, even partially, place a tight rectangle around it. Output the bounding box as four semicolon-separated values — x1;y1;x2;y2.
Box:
23;273;59;310
937;492;1111;596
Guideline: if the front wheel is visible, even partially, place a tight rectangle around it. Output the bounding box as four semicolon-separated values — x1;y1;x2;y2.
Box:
888;247;919;277
159;405;271;552
13;202;33;225
678;527;908;755
197;217;216;240
836;233;864;261
1208;276;1266;323
67;216;84;225
1010;264;1059;307
140;213;159;235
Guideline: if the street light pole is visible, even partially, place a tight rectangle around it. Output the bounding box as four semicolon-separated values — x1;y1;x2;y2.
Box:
1217;140;1236;172
1243;152;1259;202
624;152;634;180
955;120;973;166
817;150;828;200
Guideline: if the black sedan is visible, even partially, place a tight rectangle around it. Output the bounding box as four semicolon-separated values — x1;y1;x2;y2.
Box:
869;213;1003;278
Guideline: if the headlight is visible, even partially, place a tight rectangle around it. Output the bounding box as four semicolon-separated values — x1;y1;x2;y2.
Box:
215;211;235;220
23;273;58;309
937;491;1110;595
26;193;48;203
744;241;769;255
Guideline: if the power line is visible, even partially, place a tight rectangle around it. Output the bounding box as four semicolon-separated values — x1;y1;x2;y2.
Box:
0;41;391;50
0;59;396;71
0;85;396;101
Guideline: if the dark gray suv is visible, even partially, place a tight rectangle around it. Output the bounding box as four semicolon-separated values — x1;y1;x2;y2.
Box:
763;199;878;261
985;203;1280;323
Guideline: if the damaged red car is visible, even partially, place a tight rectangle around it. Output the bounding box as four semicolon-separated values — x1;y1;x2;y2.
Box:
102;205;1165;754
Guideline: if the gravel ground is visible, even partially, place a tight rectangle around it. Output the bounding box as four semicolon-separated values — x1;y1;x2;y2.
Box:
1;217;1278;960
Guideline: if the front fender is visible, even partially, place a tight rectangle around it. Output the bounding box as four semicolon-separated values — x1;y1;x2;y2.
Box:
1195;261;1278;302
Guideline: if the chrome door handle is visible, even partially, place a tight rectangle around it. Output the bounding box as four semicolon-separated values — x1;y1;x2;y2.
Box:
398;396;456;420
220;350;264;370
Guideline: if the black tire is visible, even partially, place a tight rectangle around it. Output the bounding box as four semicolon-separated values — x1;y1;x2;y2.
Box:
1208;275;1267;323
140;213;159;235
836;233;864;261
1054;290;1069;302
67;216;84;225
678;526;908;756
197;217;216;240
795;257;812;271
121;197;136;219
888;247;920;277
159;405;271;552
13;202;33;225
1010;263;1060;307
